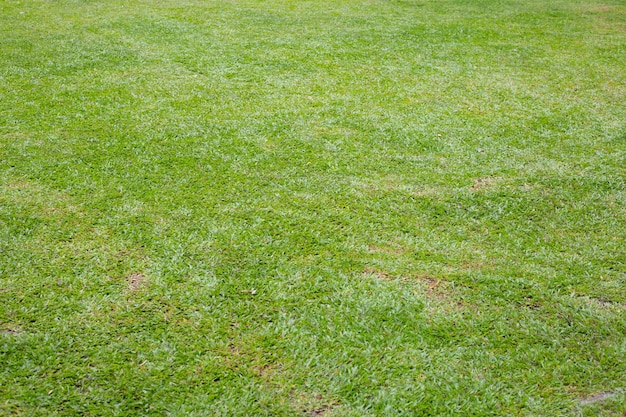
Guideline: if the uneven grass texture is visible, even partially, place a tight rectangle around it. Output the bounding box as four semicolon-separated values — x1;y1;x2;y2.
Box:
1;0;625;415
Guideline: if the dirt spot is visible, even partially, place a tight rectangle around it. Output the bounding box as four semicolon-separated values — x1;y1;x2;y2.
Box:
0;328;23;336
414;275;473;312
252;363;282;379
6;180;31;190
584;5;626;33
307;405;334;416
291;392;337;417
228;344;241;356
126;272;146;291
417;275;449;300
585;296;625;310
253;364;269;377
358;177;399;193
363;267;393;281
368;244;406;256
580;391;620;405
115;247;147;264
354;175;439;197
521;296;541;310
461;260;492;271
414;187;440;197
218;344;244;371
117;249;132;258
471;177;494;190
588;5;615;12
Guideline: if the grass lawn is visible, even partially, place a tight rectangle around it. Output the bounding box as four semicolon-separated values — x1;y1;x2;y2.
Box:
1;0;625;415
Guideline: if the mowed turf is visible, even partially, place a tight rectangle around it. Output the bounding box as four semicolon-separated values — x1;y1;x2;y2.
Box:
0;0;625;415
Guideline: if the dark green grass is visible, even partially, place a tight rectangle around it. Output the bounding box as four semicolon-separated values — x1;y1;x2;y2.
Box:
1;0;625;415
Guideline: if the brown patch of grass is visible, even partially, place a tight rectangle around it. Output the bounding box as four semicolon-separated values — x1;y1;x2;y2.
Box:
217;344;244;371
414;188;440;197
252;363;283;380
586;296;625;310
587;5;615;12
521;296;542;310
365;268;465;307
368;244;406;256
252;364;271;377
0;328;23;336
363;267;393;281
115;247;148;264
5;179;32;190
461;260;491;271
307;404;334;416
126;272;146;291
290;392;337;417
417;275;449;300
4;178;86;218
580;390;620;405
228;344;241;356
471;177;494;191
413;275;474;313
582;5;626;33
351;175;440;197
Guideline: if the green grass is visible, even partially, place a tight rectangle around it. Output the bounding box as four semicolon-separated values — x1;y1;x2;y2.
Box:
1;0;625;415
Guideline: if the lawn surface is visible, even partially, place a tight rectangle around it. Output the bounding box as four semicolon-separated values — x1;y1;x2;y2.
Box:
1;0;625;415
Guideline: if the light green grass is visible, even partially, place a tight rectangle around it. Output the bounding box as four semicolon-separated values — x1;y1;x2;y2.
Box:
1;0;625;415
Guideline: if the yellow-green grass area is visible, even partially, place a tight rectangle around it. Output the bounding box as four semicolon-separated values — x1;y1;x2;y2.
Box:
1;0;625;415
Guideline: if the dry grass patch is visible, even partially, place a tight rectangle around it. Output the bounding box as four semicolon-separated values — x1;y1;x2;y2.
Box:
580;390;622;405
587;5;616;13
125;272;147;292
362;266;394;281
290;392;338;417
470;177;496;191
0;328;24;336
368;244;406;256
416;275;450;301
584;296;626;310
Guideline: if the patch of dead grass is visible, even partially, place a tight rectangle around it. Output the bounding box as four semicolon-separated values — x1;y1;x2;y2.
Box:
363;268;469;312
126;272;147;292
0;328;24;336
416;275;450;301
587;5;615;13
362;267;393;281
470;177;495;191
307;404;334;416
3;178;85;216
368;244;406;256
581;5;626;33
580;390;621;405
584;296;625;310
290;392;338;417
